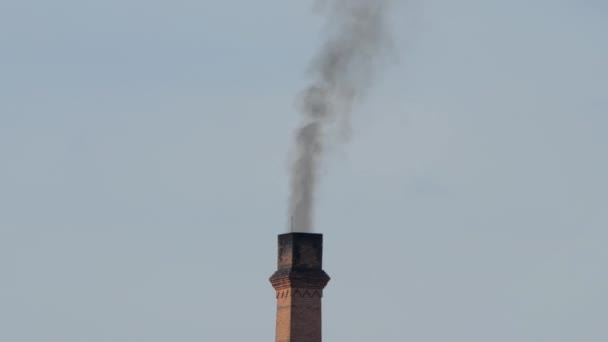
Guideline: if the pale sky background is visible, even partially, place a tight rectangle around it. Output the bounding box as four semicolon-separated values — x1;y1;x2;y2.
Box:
1;0;607;341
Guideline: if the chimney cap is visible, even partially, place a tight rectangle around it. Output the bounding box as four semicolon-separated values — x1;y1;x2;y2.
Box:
277;233;324;270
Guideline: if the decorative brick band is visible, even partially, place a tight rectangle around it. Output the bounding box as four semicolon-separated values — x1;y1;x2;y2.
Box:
270;268;330;291
276;288;323;299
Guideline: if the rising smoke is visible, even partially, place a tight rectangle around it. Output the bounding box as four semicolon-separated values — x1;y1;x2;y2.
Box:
289;0;394;232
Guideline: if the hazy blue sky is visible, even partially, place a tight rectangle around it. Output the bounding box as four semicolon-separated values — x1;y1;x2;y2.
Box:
1;1;607;341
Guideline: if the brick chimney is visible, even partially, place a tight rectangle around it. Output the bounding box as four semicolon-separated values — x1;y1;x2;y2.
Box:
270;233;330;342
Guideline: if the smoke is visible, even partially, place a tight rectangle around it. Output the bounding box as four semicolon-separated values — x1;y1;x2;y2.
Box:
289;0;394;232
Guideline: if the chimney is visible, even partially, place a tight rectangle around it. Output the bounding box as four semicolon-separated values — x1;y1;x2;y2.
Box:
270;233;330;342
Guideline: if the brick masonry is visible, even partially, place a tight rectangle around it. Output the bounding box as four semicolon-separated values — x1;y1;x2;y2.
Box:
270;233;330;342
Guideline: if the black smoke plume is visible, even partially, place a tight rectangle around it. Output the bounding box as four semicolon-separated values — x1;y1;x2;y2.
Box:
289;0;393;231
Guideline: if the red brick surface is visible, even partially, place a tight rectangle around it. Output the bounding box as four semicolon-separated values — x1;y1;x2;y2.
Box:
275;289;324;342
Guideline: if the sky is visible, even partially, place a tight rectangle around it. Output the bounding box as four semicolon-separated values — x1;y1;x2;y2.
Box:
1;0;607;341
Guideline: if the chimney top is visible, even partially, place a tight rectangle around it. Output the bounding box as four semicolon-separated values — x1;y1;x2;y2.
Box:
277;233;324;270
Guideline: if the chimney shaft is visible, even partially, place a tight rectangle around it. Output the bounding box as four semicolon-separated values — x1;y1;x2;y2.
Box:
270;233;330;342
